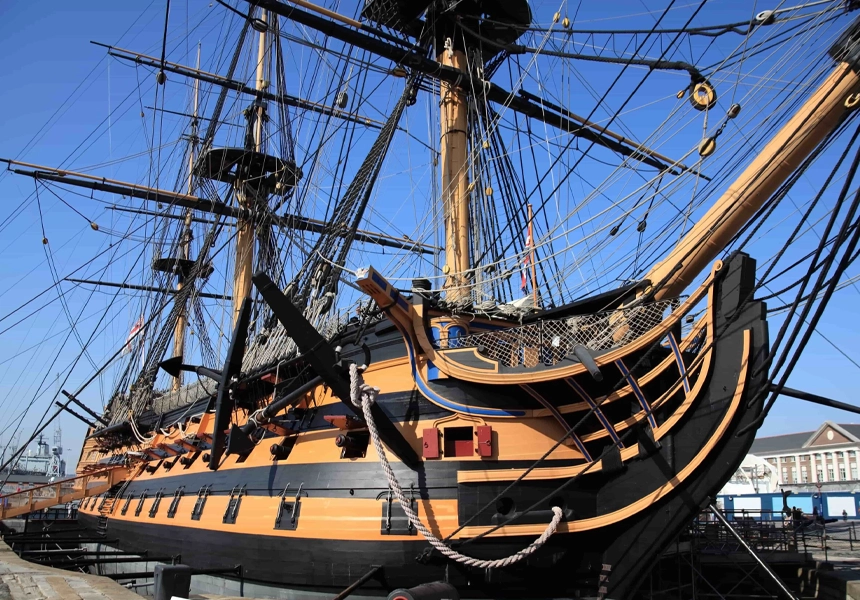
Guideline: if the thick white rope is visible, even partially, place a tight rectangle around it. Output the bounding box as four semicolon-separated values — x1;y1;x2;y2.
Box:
349;363;563;569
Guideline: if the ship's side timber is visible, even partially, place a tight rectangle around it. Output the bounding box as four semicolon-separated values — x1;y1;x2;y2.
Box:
75;253;766;599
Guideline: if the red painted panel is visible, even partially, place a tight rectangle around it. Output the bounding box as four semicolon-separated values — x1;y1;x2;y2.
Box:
422;428;439;459
453;440;473;457
476;425;493;457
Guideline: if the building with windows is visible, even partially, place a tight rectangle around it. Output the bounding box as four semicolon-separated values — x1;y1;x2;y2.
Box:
748;421;860;492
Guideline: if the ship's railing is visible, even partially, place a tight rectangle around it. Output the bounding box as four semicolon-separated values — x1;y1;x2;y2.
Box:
0;466;128;520
243;305;360;372
443;298;683;366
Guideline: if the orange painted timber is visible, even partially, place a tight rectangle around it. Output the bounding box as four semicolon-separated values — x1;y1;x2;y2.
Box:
457;328;751;536
81;495;459;542
412;263;718;384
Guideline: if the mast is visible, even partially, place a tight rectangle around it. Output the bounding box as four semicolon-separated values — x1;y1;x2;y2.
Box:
232;8;269;325
439;42;471;303
172;43;201;392
646;42;860;300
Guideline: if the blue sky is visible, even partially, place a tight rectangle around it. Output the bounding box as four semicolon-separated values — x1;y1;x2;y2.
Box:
1;0;860;471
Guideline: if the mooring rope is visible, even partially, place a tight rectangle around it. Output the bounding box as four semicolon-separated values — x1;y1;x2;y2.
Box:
349;363;563;569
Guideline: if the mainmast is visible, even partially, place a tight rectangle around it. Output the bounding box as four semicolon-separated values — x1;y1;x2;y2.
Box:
646;26;860;300
232;8;270;325
439;41;471;304
172;43;201;392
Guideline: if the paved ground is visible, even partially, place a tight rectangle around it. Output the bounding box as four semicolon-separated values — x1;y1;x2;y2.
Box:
0;541;143;600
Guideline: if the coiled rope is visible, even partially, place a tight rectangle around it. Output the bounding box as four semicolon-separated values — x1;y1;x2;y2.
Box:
349;363;563;569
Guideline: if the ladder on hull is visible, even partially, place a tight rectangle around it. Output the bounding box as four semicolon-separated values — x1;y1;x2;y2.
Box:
0;466;130;520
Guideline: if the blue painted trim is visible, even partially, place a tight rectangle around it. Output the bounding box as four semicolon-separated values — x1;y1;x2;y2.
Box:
666;333;690;394
371;272;387;289
615;359;657;428
380;309;527;418
565;378;623;449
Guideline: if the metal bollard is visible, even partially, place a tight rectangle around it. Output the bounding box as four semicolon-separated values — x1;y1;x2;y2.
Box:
154;563;192;600
387;582;460;600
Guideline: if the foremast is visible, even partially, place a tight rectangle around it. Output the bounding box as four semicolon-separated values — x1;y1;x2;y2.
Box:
233;8;270;325
172;44;202;392
439;43;471;304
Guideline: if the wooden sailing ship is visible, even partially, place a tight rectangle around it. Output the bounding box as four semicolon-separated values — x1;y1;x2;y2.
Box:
4;0;860;598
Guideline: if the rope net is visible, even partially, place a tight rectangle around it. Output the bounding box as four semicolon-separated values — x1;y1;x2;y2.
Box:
447;298;682;366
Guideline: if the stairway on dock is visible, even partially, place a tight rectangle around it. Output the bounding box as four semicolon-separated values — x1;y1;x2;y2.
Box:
0;466;129;521
95;482;124;535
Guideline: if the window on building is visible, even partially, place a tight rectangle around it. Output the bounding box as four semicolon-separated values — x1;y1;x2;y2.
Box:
817;469;824;481
786;456;794;462
850;451;856;458
801;465;808;482
781;467;788;481
803;455;810;461
815;453;822;459
838;452;844;458
791;467;797;481
829;467;835;480
826;452;833;458
852;465;858;480
840;466;847;480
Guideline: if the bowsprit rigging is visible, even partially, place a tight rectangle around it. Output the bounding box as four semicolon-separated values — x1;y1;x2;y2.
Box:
3;1;860;599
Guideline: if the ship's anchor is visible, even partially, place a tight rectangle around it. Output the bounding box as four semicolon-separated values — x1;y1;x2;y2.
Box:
158;296;253;470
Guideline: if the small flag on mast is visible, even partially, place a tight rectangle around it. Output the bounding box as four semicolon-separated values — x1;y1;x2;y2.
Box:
122;316;144;355
521;232;532;292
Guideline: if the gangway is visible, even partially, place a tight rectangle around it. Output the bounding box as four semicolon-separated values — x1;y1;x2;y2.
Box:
0;466;129;520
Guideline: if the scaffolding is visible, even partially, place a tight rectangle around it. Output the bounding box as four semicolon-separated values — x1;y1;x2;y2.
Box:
638;505;827;600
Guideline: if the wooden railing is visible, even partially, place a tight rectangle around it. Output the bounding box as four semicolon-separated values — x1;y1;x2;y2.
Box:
0;466;130;520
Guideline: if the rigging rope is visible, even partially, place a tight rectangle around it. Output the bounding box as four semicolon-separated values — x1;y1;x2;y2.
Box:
349;363;563;569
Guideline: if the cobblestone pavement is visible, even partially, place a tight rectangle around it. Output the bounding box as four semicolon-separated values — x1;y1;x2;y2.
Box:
0;541;142;600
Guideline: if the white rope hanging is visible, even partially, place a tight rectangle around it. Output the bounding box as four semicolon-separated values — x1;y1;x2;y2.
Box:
349;363;562;569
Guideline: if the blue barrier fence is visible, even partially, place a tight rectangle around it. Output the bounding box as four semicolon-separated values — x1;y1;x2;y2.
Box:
717;491;860;520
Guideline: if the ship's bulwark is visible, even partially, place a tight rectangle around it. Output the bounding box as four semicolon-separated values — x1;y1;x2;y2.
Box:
77;254;768;599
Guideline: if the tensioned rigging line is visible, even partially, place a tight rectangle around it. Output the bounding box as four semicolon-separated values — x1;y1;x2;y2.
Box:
0;5;242;418
703;12;843;75
624;31;848;298
473;0;703;277
455;203;857;550
444;88;860;547
431;0;717;542
742;141;860;414
0;192;165;484
520;4;836;262
0;0;162;190
765;247;860;311
0;209;176;328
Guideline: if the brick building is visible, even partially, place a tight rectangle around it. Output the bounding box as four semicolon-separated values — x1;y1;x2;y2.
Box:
749;421;860;492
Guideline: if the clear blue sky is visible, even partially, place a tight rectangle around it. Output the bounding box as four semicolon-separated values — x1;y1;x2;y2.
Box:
1;0;859;472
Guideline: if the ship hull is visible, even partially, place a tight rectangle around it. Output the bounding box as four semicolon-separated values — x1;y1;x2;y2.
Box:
77;254;768;599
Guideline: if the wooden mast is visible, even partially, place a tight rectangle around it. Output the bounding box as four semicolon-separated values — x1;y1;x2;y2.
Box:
172;43;201;392
646;60;860;300
232;8;269;325
439;45;471;304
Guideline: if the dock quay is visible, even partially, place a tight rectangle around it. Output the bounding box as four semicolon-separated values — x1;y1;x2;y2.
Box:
0;539;142;600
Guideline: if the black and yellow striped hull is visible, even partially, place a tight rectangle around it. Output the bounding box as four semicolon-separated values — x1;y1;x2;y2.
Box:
77;254;768;599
